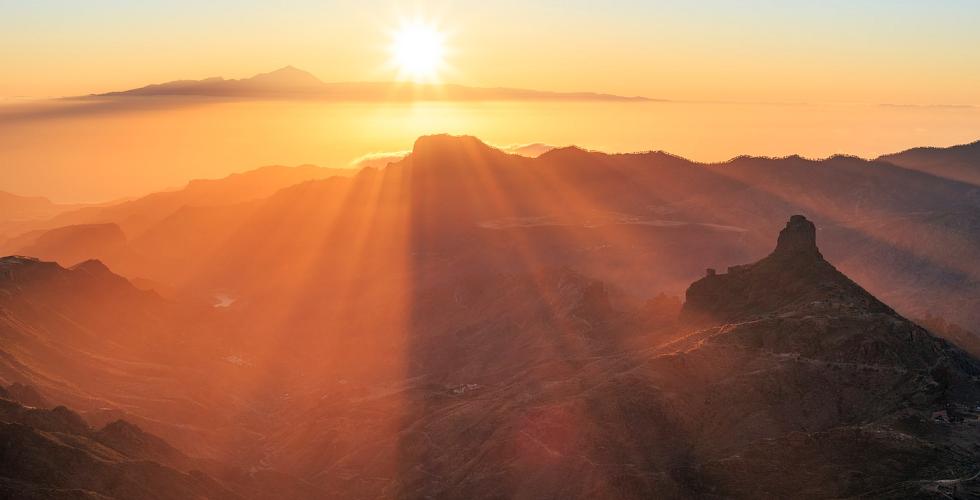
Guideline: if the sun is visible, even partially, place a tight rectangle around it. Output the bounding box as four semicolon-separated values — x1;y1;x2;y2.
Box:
388;20;446;82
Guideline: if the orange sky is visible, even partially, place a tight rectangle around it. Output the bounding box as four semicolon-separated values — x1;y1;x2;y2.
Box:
3;2;980;203
3;1;980;105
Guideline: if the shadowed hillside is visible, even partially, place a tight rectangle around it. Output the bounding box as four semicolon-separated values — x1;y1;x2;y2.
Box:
4;136;980;498
880;140;980;186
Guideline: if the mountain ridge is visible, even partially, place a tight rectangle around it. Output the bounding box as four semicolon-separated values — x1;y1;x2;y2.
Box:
8;134;979;338
93;66;655;102
3;206;980;497
682;215;894;325
879;139;980;186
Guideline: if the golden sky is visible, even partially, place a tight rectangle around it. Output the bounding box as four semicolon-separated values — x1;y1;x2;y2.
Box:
3;1;980;105
3;1;980;203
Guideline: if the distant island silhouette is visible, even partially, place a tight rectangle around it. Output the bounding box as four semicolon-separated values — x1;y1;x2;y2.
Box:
90;66;656;102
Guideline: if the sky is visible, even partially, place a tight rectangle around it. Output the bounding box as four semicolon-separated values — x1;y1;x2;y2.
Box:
3;1;980;203
3;0;980;105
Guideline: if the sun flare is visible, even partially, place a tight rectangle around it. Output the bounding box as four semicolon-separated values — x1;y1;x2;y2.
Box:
388;20;446;82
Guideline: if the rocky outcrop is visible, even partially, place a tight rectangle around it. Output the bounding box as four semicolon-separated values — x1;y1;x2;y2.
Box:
774;214;820;259
681;215;892;325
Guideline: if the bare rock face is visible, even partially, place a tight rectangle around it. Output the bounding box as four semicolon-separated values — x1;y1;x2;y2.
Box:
391;213;980;499
681;215;891;325
679;213;980;379
774;214;820;259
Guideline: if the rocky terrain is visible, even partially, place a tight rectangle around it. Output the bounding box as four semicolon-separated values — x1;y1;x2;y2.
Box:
3;215;979;498
376;215;980;498
3;135;980;498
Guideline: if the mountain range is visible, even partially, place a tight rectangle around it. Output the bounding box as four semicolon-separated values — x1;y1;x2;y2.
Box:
5;135;979;334
92;66;653;102
3;135;980;497
3;214;979;497
11;163;352;233
880;139;980;187
0;191;92;239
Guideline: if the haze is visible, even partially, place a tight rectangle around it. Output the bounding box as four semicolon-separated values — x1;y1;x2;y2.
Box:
4;2;980;499
3;1;980;202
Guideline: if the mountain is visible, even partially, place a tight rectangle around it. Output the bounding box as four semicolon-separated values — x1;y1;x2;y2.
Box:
0;164;357;268
229;65;324;88
0;383;49;408
0;394;237;499
94;66;653;102
101;135;980;330
104;135;977;496
879;139;980;186
101;66;326;98
9;135;980;335
3;188;980;496
0;256;326;498
667;216;980;497
255;214;979;498
23;163;355;237
681;215;894;324
0;256;239;452
0;191;75;221
6;135;980;497
6;223;127;267
383;215;980;498
0;191;87;241
0;386;327;499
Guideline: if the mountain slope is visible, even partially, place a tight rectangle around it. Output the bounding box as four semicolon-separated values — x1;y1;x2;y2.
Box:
668;216;980;497
0;164;359;276
0;192;78;222
0;192;87;242
10;164;355;238
0;389;325;499
4;198;980;498
879;139;980;186
0;256;244;455
7;223;127;268
682;215;893;324
0;393;238;499
338;215;980;498
0;256;328;498
179;135;980;332
10;134;978;339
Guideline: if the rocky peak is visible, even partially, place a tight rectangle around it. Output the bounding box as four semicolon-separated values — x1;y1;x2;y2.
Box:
403;135;512;183
410;134;497;159
774;214;820;259
680;215;891;325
